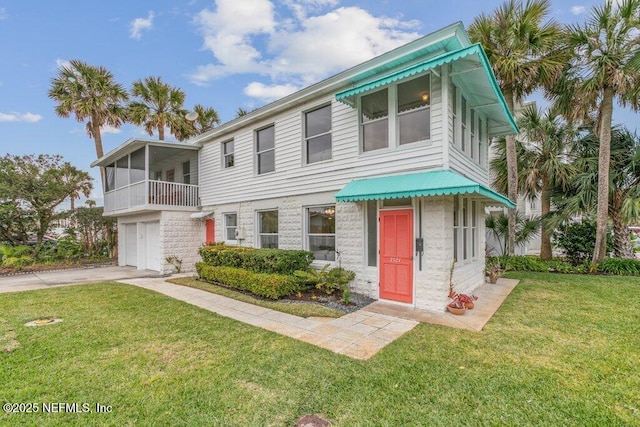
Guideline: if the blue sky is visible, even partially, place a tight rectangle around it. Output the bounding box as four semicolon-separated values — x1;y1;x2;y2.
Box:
0;0;635;206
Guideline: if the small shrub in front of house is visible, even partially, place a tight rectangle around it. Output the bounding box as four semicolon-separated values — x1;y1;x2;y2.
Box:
554;221;613;266
491;255;588;274
597;257;640;276
198;243;314;275
294;264;356;295
196;263;300;299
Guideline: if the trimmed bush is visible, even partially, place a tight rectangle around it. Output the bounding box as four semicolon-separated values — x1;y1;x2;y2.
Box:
597;257;640;276
196;263;300;299
490;255;588;274
554;221;613;266
198;243;314;275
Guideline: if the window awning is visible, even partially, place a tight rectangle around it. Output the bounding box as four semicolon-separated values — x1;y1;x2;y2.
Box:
335;170;515;208
334;44;518;136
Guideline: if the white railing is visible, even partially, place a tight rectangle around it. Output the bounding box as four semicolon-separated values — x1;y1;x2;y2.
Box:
148;180;199;207
104;180;199;212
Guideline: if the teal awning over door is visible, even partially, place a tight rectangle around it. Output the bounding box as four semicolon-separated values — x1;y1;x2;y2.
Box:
335;170;515;208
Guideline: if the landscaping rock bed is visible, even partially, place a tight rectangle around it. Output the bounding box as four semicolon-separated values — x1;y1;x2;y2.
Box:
282;290;375;314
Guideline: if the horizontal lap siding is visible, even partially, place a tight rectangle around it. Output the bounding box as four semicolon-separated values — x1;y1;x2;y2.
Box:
449;147;488;185
200;85;445;206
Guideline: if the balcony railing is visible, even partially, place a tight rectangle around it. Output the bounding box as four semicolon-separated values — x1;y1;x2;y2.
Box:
104;180;199;212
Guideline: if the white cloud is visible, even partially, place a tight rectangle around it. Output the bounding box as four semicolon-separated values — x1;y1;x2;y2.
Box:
570;6;586;15
243;82;300;102
101;125;121;134
55;58;71;69
0;7;7;20
0;112;42;123
130;11;154;40
189;1;420;98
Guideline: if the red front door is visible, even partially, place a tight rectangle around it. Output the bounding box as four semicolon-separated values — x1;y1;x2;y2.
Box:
379;209;414;303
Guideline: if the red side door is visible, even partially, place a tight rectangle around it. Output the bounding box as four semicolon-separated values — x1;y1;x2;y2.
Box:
205;219;215;244
379;209;414;303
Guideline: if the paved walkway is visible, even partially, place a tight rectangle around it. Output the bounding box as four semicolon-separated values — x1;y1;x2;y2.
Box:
0;266;159;294
119;276;419;360
1;267;519;360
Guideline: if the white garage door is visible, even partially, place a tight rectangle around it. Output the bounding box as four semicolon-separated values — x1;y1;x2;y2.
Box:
145;222;161;272
125;224;138;267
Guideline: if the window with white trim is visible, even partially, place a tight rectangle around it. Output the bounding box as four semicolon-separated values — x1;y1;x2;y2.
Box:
450;82;458;147
305;105;332;163
470;109;476;161
222;140;234;168
478;117;484;166
461;96;467;153
453;195;477;262
224;213;237;241
361;90;389;152
397;76;430;144
307;205;335;261
256;125;275;174
257;210;278;249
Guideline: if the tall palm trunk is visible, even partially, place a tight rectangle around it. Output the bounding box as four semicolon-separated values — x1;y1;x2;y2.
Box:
593;86;614;263
91;114;106;188
611;191;633;259
540;176;553;260
503;90;518;255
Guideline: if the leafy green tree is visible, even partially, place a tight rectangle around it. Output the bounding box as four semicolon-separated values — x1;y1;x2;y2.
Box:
552;0;640;262
469;0;565;255
0;154;93;247
128;76;189;141
0;202;35;245
557;128;640;258
48;60;129;186
72;202;117;257
492;106;576;259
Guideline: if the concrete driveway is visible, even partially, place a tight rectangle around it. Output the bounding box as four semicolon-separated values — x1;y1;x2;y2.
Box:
0;266;161;294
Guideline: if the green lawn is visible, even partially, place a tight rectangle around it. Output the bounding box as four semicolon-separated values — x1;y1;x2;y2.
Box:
0;273;638;426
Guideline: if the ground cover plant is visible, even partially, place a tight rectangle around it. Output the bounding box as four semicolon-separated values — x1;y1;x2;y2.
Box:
1;274;638;426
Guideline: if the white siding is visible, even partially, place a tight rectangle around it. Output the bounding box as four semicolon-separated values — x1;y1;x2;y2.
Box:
200;79;446;206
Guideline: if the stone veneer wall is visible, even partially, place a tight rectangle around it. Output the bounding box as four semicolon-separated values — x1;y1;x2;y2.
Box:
159;211;203;274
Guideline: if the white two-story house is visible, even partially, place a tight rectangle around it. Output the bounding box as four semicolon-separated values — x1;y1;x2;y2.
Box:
92;22;516;312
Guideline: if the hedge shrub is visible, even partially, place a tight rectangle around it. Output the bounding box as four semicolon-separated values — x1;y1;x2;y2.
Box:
597;257;640;276
196;263;300;299
489;255;588;274
198;243;314;274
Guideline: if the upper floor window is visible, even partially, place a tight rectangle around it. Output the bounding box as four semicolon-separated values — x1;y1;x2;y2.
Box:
222;140;234;168
257;210;278;248
305;105;332;163
182;161;191;184
397;76;430;145
461;96;467;152
450;83;457;146
256;125;275;174
470;109;476;160
361;89;389;152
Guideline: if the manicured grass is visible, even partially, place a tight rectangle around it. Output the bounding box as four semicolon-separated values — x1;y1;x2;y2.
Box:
0;273;639;425
168;276;344;318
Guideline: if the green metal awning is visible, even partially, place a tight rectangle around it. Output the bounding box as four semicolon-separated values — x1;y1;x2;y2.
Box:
335;44;518;136
335;170;515;208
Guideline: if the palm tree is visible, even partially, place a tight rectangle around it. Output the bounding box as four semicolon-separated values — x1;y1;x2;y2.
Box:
468;0;565;255
173;104;221;141
48;60;129;186
485;211;541;255
128;76;188;140
552;0;640;263
515;106;576;259
559;128;640;259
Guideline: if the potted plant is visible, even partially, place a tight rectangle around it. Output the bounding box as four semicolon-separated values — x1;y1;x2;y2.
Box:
446;262;478;314
453;293;478;309
485;256;501;284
